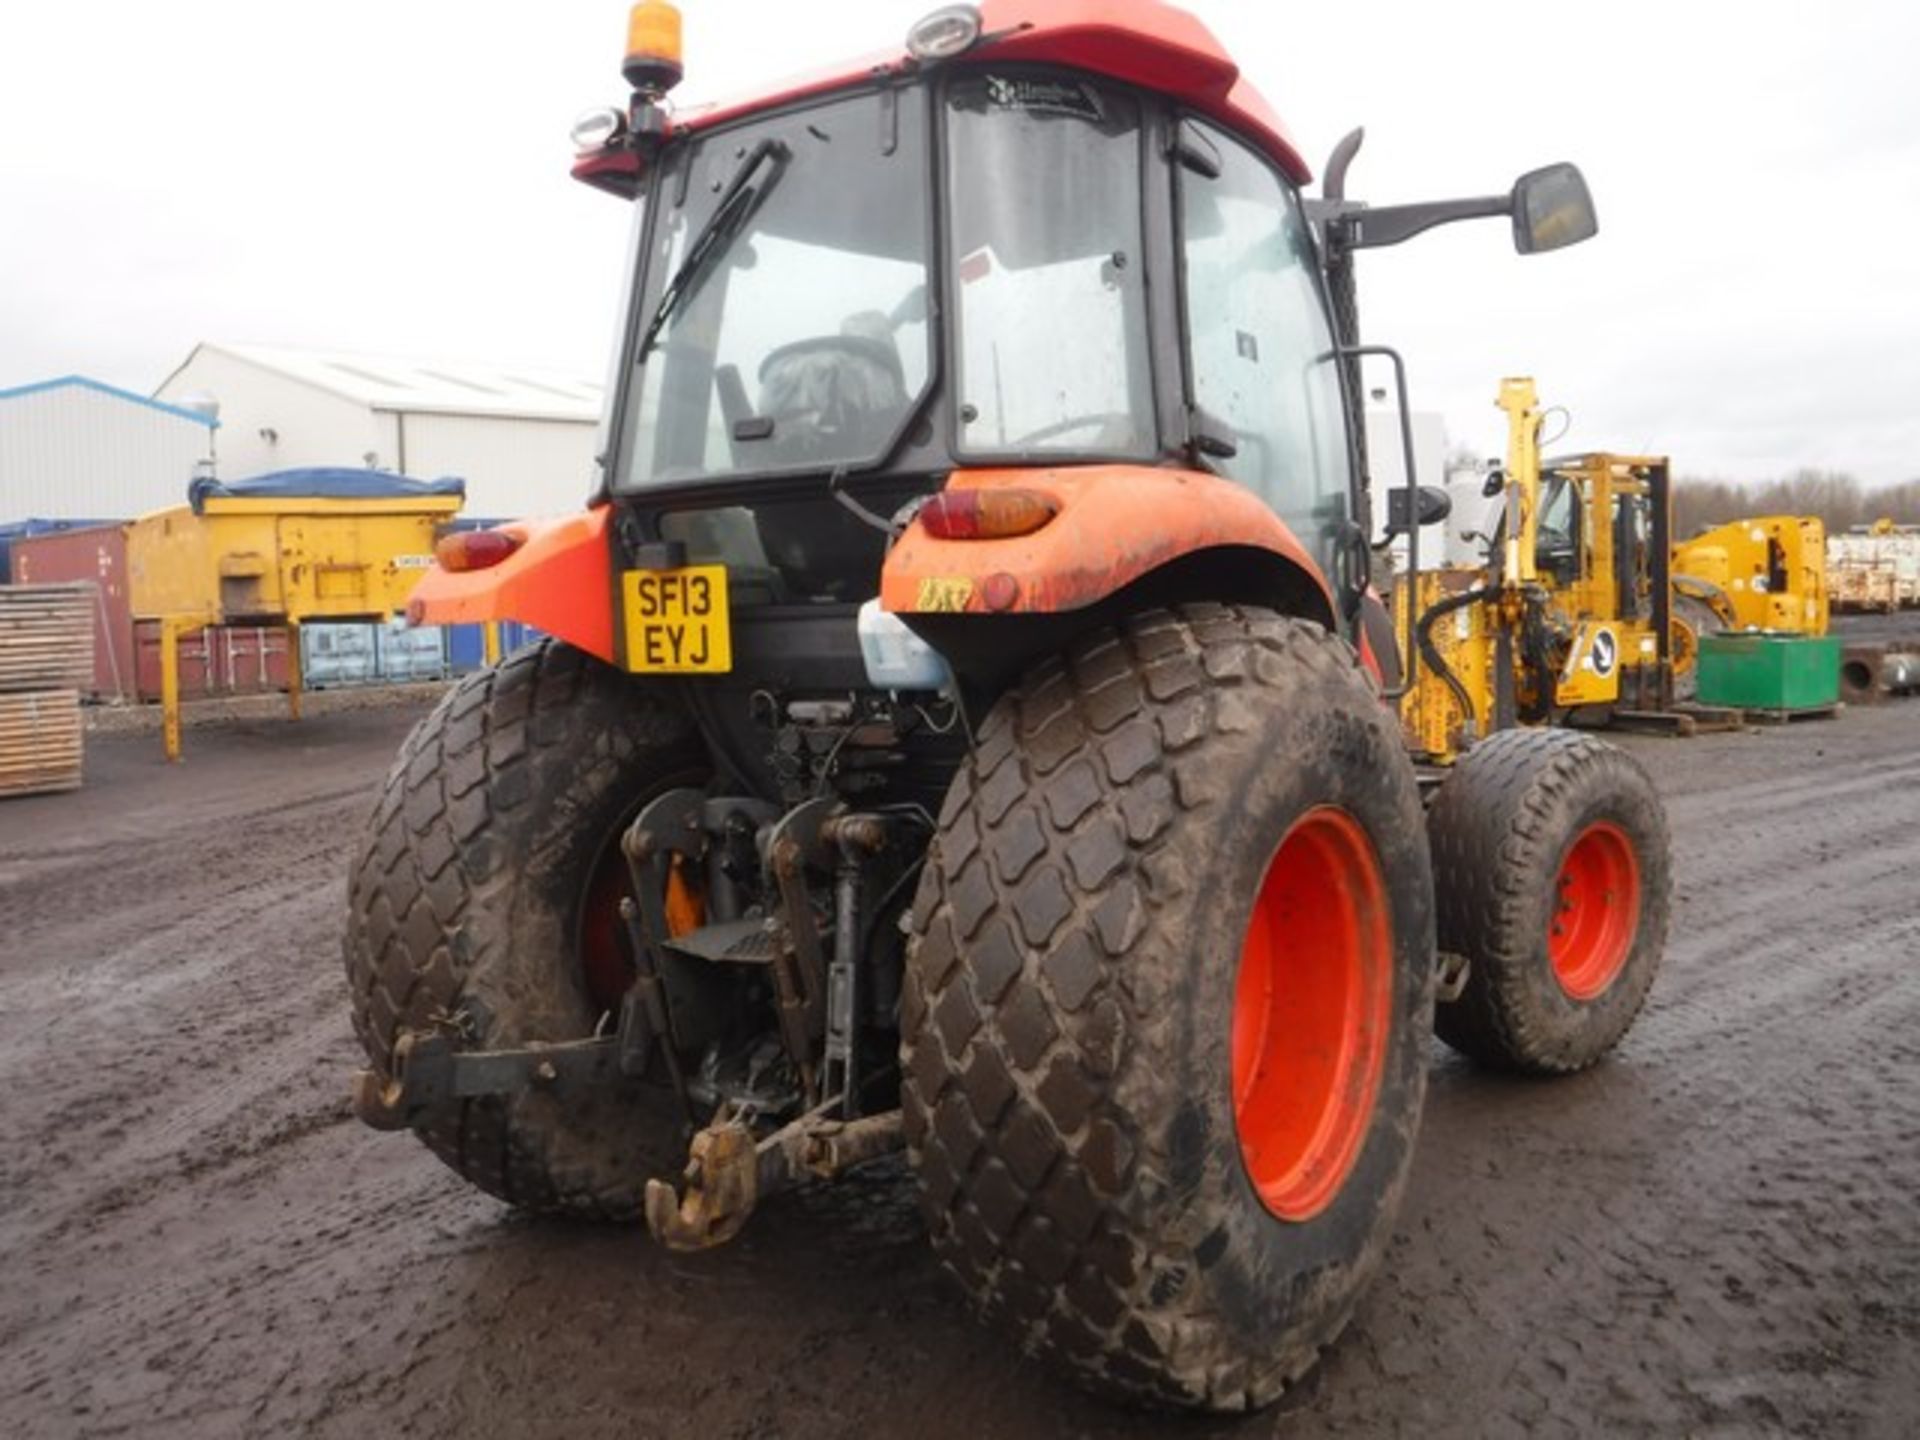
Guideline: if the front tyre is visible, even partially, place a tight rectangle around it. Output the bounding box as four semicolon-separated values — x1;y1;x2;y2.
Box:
1428;728;1670;1073
342;640;706;1217
902;606;1435;1411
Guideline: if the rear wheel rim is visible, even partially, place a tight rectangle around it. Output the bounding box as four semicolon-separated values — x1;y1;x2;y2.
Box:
578;843;637;1018
1231;807;1394;1223
575;778;708;1019
1549;821;1641;1000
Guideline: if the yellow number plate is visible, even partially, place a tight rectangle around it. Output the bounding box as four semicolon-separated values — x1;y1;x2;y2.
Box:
622;565;731;673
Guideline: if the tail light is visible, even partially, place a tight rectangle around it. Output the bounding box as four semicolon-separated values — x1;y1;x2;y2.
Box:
436;528;523;572
918;488;1059;541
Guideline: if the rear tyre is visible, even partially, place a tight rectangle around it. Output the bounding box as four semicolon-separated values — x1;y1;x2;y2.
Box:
1429;728;1670;1074
343;639;706;1217
902;606;1435;1411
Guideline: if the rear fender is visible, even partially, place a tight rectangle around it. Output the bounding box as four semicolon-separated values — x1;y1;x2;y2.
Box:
882;466;1339;690
406;507;615;663
881;465;1335;620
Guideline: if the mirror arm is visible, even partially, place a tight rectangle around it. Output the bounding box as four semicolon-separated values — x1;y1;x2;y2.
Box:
1329;194;1511;251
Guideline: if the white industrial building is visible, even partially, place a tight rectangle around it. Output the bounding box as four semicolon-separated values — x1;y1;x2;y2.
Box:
155;343;605;519
0;376;216;521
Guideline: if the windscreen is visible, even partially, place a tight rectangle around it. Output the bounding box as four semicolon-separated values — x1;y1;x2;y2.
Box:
617;89;932;488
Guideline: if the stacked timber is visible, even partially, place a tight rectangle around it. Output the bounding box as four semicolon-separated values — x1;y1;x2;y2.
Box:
0;583;93;797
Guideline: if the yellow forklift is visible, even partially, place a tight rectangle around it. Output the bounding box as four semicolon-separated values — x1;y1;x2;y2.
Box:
1393;377;1807;758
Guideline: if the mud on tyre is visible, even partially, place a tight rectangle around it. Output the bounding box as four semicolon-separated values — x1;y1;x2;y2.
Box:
342;639;705;1217
901;605;1436;1411
1428;727;1670;1073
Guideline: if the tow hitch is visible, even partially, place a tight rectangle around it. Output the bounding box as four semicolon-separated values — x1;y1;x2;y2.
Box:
643;1104;904;1250
350;784;920;1246
350;1030;625;1131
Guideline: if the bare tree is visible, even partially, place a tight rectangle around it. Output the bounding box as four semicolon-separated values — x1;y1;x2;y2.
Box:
1674;471;1920;536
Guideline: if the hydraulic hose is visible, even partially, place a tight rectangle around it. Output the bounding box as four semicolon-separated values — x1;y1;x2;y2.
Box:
1415;585;1493;732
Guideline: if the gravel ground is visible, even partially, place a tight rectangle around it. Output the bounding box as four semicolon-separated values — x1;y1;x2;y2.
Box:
1;697;1915;1438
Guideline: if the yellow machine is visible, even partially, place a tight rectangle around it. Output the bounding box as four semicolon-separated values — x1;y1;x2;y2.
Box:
1395;377;1826;761
1673;516;1828;636
126;482;461;759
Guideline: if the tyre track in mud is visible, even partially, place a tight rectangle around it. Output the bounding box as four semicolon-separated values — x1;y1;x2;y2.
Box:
1;701;1915;1438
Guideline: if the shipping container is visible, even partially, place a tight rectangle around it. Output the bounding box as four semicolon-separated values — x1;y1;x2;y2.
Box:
0;518;117;582
300;623;379;688
447;620;544;673
374;623;448;682
298;621;449;688
10;524;136;700
133;622;289;702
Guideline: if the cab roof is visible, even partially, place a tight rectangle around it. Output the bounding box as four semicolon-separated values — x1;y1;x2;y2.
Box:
574;0;1309;195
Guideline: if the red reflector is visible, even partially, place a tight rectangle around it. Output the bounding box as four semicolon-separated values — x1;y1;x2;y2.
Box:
919;488;1058;541
436;528;523;572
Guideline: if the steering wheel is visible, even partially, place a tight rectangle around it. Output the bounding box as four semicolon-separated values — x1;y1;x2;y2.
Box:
1005;412;1135;449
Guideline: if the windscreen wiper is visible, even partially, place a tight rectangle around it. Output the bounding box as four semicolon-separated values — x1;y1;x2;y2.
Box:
638;138;790;360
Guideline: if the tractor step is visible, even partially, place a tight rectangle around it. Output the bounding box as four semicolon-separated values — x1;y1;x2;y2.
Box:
664;916;783;965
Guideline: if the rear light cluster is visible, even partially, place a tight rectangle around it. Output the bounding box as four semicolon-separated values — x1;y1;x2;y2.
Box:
918;487;1059;541
435;528;523;573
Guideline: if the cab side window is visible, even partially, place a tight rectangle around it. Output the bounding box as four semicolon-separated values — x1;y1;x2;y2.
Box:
1179;120;1352;576
1535;473;1580;583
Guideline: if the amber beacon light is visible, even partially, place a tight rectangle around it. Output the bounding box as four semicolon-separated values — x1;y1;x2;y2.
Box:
624;1;685;94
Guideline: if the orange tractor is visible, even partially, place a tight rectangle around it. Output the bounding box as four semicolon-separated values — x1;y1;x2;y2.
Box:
346;0;1669;1410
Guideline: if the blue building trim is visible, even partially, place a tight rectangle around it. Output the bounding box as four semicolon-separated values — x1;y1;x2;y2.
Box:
0;374;220;428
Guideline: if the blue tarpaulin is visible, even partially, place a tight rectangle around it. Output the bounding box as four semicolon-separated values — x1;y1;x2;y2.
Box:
188;468;465;514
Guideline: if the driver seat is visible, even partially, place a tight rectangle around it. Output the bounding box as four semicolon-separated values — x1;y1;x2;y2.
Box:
755;310;908;465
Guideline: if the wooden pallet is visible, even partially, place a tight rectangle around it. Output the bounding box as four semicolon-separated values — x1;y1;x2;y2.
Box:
1613;704;1746;737
0;583;95;692
0;688;83;797
1739;702;1844;726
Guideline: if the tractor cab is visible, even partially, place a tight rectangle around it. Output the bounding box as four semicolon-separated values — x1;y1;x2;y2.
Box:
551;0;1598;698
580;31;1355;618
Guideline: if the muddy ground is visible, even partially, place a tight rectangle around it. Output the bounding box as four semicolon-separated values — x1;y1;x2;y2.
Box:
1;694;1915;1439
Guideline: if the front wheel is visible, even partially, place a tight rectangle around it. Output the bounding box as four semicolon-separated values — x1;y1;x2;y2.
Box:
902;606;1436;1411
1428;728;1671;1073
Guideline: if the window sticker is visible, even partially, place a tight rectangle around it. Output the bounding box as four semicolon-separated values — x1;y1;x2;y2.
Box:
983;75;1104;123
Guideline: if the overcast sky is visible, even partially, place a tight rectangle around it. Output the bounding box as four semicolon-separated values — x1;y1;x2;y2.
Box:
3;1;1916;484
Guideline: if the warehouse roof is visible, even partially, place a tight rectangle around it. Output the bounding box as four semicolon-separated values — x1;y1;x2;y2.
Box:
158;343;604;423
0;374;219;427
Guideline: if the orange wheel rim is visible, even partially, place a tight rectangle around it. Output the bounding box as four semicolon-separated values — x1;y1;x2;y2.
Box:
1230;808;1393;1222
578;843;637;1016
578;846;704;1017
1549;821;1640;1000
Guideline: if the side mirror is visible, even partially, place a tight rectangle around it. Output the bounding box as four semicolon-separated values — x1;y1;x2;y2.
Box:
1511;163;1598;254
1387;484;1452;536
